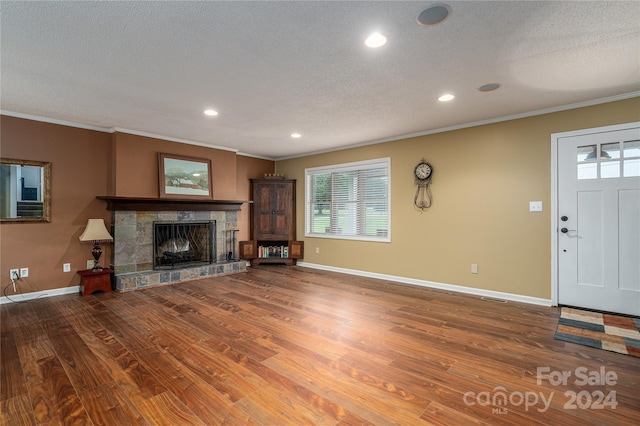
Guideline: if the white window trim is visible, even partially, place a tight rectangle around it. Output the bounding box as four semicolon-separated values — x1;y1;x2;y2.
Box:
305;157;391;242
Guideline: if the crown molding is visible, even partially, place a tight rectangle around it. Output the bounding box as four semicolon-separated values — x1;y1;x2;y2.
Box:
111;127;238;153
275;91;640;160
5;91;639;161
0;110;112;132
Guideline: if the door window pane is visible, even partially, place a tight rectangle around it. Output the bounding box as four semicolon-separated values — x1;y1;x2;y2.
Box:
623;140;640;157
577;145;597;162
601;142;620;159
577;163;597;180
601;161;620;178
623;140;640;177
624;158;640;177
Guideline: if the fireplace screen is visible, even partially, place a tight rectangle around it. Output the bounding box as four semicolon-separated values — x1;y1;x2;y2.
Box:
153;221;215;269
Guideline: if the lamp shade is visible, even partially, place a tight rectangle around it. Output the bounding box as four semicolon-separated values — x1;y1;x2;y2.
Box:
79;219;113;243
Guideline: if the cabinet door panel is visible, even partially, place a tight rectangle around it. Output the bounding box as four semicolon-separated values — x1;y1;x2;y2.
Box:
239;241;256;259
274;185;290;211
269;184;289;237
289;241;304;259
257;185;272;209
274;183;293;238
257;213;272;235
273;214;289;237
254;183;275;238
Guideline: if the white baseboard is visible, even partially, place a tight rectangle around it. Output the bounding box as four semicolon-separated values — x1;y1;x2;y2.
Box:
1;266;554;308
0;286;80;305
297;262;552;307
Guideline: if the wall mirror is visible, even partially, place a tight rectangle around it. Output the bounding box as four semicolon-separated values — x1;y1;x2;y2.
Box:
0;158;51;223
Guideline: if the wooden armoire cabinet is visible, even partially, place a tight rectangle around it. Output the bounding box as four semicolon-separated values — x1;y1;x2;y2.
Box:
240;178;304;265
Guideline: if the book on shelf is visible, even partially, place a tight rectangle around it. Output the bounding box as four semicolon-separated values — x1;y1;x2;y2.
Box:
257;245;289;258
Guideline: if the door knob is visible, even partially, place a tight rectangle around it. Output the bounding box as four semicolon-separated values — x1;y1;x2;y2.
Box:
561;228;576;233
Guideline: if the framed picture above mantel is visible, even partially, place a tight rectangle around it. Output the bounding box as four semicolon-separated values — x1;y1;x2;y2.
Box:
158;153;213;199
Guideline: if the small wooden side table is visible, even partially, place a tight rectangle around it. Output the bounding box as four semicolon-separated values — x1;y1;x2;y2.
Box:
77;268;113;296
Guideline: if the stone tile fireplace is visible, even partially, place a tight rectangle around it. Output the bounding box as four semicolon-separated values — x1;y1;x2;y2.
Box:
98;196;247;291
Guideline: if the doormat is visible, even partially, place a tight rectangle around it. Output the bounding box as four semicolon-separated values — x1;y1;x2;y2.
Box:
554;307;640;357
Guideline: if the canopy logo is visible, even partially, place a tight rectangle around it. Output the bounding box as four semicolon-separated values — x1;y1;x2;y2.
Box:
462;366;618;415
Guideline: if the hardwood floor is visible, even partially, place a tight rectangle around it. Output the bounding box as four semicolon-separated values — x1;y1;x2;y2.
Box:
1;266;638;425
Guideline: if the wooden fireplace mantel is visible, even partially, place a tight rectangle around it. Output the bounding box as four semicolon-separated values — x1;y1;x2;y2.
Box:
97;196;250;212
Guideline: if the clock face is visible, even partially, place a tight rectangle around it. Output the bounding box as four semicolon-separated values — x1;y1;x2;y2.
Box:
415;162;432;180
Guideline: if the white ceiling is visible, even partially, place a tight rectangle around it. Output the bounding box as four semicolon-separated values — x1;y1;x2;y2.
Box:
1;1;639;160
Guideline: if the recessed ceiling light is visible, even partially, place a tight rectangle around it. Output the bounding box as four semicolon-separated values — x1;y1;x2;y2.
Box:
365;32;387;48
417;4;452;26
478;83;501;92
204;109;218;116
291;133;302;138
438;94;455;102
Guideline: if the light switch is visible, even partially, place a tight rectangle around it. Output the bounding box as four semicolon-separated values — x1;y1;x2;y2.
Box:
529;201;543;212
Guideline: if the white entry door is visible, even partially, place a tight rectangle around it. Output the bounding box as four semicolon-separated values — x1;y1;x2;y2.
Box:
557;123;640;316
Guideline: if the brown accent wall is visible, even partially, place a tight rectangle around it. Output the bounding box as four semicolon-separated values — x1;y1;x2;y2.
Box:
1;116;112;292
1;116;275;294
111;132;239;199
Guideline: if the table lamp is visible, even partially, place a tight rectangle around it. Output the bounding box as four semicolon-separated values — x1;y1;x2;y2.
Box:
79;218;113;271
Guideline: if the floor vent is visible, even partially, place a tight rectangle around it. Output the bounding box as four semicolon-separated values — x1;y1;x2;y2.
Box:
481;297;507;303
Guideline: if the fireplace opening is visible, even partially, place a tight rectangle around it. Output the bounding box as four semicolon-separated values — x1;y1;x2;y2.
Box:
153;221;215;270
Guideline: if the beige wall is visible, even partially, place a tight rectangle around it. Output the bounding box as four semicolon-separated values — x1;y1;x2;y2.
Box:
276;98;640;300
0;116;274;294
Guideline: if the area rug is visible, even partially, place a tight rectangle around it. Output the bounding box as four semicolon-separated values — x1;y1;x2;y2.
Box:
554;307;640;357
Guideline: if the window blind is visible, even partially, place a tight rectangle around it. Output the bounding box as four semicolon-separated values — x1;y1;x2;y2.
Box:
305;158;390;241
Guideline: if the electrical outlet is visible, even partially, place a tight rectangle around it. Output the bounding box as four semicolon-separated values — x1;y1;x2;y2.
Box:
315;247;320;254
471;264;478;274
63;263;71;273
20;267;29;278
10;269;20;279
87;260;95;269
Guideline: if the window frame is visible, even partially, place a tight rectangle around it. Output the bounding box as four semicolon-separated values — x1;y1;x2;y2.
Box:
305;157;391;242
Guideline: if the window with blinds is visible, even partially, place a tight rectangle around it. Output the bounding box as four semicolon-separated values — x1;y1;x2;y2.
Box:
305;158;390;241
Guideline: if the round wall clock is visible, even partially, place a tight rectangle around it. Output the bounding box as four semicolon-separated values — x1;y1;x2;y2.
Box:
414;159;433;211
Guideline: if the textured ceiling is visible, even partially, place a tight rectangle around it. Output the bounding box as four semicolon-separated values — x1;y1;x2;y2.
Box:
1;1;639;159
